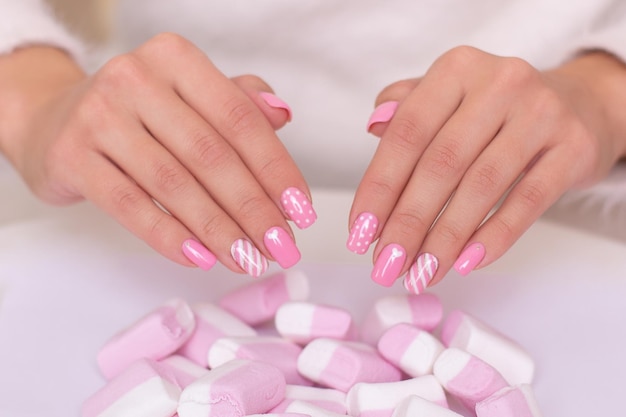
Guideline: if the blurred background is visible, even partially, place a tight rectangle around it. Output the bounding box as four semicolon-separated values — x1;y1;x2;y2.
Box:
46;0;113;45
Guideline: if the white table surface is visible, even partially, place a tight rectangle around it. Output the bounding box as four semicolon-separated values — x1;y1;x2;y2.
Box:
1;166;626;417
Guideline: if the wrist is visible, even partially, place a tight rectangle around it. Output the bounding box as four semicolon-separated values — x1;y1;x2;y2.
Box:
544;51;626;161
0;46;85;170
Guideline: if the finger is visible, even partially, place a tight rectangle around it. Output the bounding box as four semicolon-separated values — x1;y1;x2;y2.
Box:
367;78;420;137
453;145;579;276
133;34;315;229
348;68;464;278
231;74;292;130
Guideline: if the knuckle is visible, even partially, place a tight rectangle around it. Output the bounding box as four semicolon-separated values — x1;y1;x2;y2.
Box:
197;212;228;240
468;162;503;194
386;116;425;151
433;220;465;245
98;54;148;90
393;209;431;236
190;133;234;172
366;177;402;200
517;179;548;209
489;214;516;239
147;32;193;55
110;183;144;215
152;161;189;195
222;98;258;136
256;151;289;183
423;142;462;181
234;193;267;222
437;45;482;72
494;57;537;90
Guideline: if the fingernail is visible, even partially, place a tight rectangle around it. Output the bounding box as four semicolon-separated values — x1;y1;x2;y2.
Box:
182;239;217;271
404;252;439;294
366;101;399;131
264;226;301;269
230;238;269;277
371;243;406;287
259;92;292;121
281;187;317;229
454;243;486;276
347;212;379;254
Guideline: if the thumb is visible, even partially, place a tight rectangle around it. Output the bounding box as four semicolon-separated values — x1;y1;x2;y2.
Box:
231;74;292;131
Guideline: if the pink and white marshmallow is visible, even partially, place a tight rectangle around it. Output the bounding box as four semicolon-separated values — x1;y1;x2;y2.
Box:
346;375;448;417
219;270;310;326
275;301;356;344
297;338;402;392
271;385;347;415
159;355;210;388
282;400;346;417
441;310;535;385
207;335;310;385
433;348;509;411
475;384;543;417
97;298;195;379
377;322;445;377
361;293;443;344
176;302;256;366
391;395;464;417
177;359;286;417
82;359;180;417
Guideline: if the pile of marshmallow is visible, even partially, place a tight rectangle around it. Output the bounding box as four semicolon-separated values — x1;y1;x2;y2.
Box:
82;270;542;417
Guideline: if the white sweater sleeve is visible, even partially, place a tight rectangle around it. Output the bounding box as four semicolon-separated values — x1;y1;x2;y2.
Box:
572;0;626;62
0;0;83;61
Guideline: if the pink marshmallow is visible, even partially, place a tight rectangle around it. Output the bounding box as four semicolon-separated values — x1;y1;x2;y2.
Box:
361;293;443;344
271;385;347;414
208;335;311;385
219;270;310;326
282;400;346;417
177;359;286;417
392;395;464;417
475;384;543;417
433;348;509;411
275;301;356;344
377;322;445;377
176;302;256;366
82;358;180;417
297;338;402;392
97;298;195;379
346;375;448;417
441;310;535;385
159;355;210;388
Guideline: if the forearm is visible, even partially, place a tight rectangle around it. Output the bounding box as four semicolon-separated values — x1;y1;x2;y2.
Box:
0;46;85;170
545;51;626;165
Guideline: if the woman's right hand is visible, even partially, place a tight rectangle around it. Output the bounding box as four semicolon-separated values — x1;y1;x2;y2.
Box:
0;33;315;277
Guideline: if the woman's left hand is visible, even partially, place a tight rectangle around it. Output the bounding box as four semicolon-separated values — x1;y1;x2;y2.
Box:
348;46;626;292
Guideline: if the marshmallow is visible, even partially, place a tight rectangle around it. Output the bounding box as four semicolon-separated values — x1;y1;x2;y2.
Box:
297;338;402;392
441;310;535;385
475;384;543;417
433;348;509;411
177;359;286;417
275;301;356;344
283;400;347;417
247;415;311;417
392;395;464;417
346;375;448;417
271;385;347;414
82;359;180;417
377;322;445;377
97;298;195;379
159;355;210;388
208;335;310;385
219;270;310;326
176;302;256;366
361;293;443;344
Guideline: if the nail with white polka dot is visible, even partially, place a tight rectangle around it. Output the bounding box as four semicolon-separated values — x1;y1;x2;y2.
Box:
347;212;379;254
280;187;317;229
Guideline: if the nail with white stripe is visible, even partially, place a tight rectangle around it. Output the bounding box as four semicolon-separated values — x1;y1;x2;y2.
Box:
230;238;269;277
404;253;438;294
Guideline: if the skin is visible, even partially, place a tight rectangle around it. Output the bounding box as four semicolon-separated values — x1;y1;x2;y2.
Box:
0;34;308;274
1;37;625;285
353;46;626;284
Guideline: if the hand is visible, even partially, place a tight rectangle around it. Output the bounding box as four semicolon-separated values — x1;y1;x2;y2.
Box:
349;46;626;292
0;34;315;277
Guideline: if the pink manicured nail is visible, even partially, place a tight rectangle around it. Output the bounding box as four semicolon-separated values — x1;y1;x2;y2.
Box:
281;187;317;229
454;243;486;276
259;92;292;121
371;243;406;287
264;226;301;269
347;212;379;254
182;239;217;271
366;101;399;131
230;239;269;277
404;253;439;294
